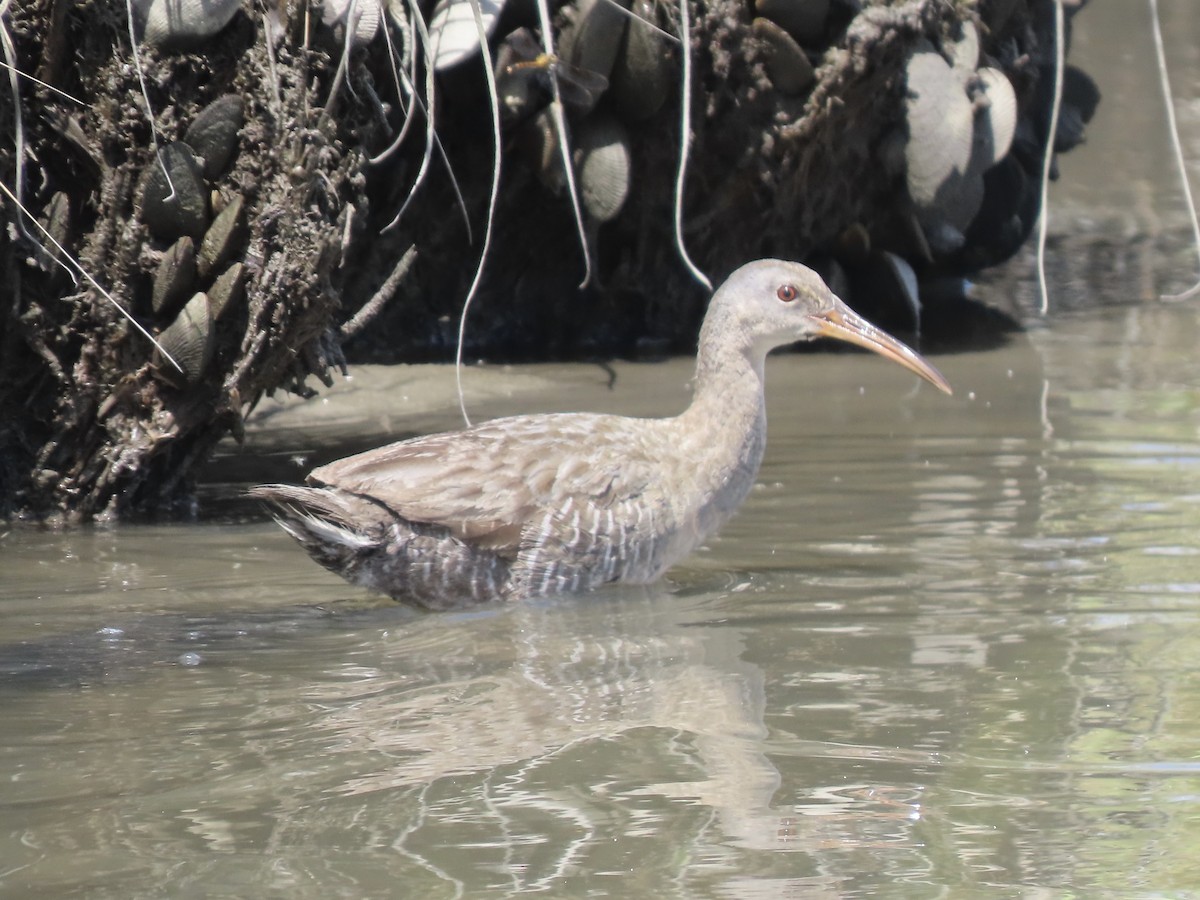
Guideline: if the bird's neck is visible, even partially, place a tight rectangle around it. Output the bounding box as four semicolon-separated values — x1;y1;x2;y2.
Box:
678;324;770;471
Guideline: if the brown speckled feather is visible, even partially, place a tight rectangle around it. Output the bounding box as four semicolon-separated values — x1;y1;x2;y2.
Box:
310;413;666;554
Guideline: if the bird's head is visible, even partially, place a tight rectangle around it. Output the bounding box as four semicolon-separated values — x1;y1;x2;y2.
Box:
705;259;952;394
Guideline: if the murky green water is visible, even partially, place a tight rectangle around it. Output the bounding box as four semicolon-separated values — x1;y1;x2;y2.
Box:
5;301;1200;896
6;5;1200;897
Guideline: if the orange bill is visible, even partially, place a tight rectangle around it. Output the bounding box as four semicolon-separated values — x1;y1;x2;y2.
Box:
809;300;953;395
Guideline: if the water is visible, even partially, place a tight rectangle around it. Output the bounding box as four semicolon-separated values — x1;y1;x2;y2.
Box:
6;5;1200;897
4;304;1200;896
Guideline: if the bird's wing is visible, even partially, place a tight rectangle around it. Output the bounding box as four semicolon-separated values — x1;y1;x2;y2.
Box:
308;414;662;553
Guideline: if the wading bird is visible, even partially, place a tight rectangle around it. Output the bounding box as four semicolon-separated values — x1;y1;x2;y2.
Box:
253;259;951;608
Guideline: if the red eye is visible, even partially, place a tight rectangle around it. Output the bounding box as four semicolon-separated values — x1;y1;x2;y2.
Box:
777;284;798;302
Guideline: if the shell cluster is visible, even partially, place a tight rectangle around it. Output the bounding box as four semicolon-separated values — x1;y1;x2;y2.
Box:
384;0;1087;333
391;0;674;233
487;0;674;229
137;94;247;384
127;0;1097;356
809;8;1097;336
901;23;1018;258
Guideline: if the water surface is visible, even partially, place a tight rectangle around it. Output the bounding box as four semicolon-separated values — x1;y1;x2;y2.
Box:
5;4;1200;896
5;301;1200;895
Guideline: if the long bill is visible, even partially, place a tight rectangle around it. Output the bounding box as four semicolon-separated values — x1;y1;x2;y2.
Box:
809;301;953;395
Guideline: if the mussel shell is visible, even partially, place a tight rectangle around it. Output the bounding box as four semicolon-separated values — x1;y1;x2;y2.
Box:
752;17;815;96
880;250;920;324
904;45;973;210
142;0;243;49
158;291;215;384
427;0;505;71
558;0;629;98
1062;65;1101;123
574;114;631;223
973;67;1017;168
904;43;981;253
837;250;922;335
152;236;197;318
183;95;245;180
951;155;1036;270
138;142;210;242
1054;66;1101;153
610;0;671;122
753;0;828;45
208;262;246;321
197;194;245;281
322;0;381;44
352;0;381;44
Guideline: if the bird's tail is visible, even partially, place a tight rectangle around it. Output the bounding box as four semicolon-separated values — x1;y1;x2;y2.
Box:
248;484;384;578
249;483;513;608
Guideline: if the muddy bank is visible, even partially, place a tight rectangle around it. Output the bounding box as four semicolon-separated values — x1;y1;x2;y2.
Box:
0;0;1092;520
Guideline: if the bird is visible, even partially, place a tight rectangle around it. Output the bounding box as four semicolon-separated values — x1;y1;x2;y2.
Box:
251;259;951;609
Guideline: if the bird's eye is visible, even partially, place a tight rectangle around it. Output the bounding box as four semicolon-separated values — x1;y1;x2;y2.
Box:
777;284;798;303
